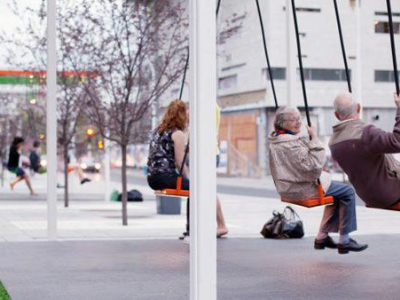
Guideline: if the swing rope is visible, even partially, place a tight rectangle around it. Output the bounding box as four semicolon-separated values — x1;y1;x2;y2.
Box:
255;0;278;109
386;0;400;95
333;0;352;93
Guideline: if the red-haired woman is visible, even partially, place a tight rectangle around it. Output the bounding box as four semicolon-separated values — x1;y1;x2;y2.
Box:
147;99;228;241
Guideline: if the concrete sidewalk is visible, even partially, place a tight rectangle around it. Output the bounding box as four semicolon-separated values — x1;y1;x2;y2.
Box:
0;180;400;242
0;236;399;300
0;168;399;242
0;167;347;199
0;167;278;201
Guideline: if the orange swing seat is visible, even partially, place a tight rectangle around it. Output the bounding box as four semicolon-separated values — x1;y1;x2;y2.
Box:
281;184;334;208
388;202;400;211
155;176;189;197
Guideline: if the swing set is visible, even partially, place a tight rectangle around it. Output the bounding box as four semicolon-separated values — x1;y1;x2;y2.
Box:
156;0;400;211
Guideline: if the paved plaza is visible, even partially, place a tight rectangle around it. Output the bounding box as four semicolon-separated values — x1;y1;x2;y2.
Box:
0;170;400;299
0;237;399;300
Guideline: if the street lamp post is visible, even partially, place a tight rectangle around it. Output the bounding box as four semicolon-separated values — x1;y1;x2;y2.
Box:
47;0;57;240
104;133;111;202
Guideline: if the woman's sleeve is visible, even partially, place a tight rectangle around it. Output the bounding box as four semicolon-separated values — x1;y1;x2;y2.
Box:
294;138;326;179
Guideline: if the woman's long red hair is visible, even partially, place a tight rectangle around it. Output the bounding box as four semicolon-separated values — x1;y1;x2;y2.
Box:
157;99;188;134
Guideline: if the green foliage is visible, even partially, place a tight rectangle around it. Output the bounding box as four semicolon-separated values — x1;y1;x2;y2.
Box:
0;75;84;85
0;280;10;300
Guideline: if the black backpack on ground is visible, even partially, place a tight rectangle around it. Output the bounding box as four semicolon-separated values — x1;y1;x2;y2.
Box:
260;206;304;239
117;189;143;202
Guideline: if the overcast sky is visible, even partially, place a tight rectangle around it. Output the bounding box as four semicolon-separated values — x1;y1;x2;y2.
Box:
0;0;42;69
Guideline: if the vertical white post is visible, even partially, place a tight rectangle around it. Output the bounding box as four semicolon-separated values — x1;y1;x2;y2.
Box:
227;122;231;176
189;0;217;299
151;101;158;130
286;0;296;106
47;0;57;240
104;138;111;202
355;0;363;118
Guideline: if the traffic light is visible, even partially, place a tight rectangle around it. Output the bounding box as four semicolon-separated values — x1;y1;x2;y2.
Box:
86;128;95;137
98;140;104;149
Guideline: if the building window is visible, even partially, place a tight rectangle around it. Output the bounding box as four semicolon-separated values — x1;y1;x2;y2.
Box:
262;67;286;80
375;11;400;17
296;7;321;13
375;21;400;33
283;7;321;13
218;75;237;90
375;70;400;82
303;68;351;81
231;14;246;23
221;63;246;72
220;25;242;41
262;68;350;81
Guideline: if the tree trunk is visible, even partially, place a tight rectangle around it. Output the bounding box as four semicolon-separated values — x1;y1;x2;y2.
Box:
0;156;4;187
121;143;128;226
64;144;69;208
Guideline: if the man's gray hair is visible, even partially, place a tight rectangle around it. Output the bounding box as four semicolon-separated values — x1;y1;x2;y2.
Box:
274;106;300;130
334;92;359;119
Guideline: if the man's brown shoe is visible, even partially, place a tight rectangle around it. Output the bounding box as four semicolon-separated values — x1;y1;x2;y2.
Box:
338;238;368;254
314;236;337;250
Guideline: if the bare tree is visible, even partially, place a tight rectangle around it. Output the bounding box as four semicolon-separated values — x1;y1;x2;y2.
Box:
0;114;10;187
0;96;21;187
57;10;90;206
0;0;88;207
65;0;188;225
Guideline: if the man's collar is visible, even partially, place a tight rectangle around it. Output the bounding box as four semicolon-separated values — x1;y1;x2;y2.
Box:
333;118;364;131
338;118;360;124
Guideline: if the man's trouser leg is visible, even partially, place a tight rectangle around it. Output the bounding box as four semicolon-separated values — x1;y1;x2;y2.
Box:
319;181;357;235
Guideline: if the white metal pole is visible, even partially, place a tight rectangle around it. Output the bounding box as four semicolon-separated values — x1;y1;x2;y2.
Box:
356;0;363;118
189;0;217;299
151;101;158;130
47;0;57;240
286;0;296;106
104;138;111;202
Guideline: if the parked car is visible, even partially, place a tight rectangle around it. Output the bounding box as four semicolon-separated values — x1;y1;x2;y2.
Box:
40;155;47;168
80;157;102;173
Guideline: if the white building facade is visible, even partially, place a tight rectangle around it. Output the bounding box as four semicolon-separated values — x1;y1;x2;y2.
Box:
215;0;400;175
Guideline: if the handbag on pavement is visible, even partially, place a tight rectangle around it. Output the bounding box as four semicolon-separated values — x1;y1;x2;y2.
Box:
260;206;304;239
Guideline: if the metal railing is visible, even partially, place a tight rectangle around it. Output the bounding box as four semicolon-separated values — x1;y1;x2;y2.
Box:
226;142;263;178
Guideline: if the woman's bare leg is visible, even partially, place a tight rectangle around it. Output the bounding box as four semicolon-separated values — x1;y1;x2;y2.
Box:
23;174;36;195
10;176;23;190
74;165;91;184
74;166;85;181
217;196;228;237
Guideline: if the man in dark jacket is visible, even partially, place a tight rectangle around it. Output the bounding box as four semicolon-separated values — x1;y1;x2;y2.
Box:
30;140;41;174
330;91;400;210
328;91;400;254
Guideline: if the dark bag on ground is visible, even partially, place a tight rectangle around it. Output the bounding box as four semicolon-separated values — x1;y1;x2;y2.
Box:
118;189;143;202
260;206;304;239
